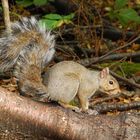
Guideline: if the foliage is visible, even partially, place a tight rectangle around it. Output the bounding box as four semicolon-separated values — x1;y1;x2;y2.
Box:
15;0;74;29
16;0;33;7
109;0;140;26
39;13;75;29
102;62;140;77
15;0;54;7
118;62;140;76
0;6;2;12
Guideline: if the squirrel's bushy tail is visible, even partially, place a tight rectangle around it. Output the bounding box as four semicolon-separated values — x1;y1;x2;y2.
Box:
14;47;50;100
0;17;55;99
0;17;55;72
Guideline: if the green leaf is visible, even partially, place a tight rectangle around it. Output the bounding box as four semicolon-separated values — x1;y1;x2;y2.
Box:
114;0;128;9
48;0;54;2
33;0;48;6
62;13;75;20
118;8;140;25
56;19;72;27
16;0;33;7
0;6;2;12
43;14;62;20
108;10;118;20
39;19;58;29
40;13;75;29
43;13;74;20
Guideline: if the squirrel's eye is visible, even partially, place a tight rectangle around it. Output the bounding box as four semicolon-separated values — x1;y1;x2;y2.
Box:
109;80;114;85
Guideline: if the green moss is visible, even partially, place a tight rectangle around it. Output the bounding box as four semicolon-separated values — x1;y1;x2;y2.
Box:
100;62;140;76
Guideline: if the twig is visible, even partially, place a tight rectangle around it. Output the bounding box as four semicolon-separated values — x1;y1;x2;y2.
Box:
92;101;140;114
93;6;103;41
78;51;140;64
86;35;140;65
1;0;11;34
90;93;122;105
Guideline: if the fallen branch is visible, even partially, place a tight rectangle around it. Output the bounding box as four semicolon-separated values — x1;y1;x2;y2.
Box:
92;101;140;114
90;93;122;105
1;87;140;140
78;51;140;64
86;35;140;65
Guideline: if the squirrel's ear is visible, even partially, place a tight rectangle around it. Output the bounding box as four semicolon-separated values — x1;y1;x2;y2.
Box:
100;67;110;78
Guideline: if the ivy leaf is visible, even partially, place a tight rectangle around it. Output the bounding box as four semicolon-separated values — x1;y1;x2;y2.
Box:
118;8;140;25
62;13;75;20
43;14;62;20
16;0;33;7
40;13;75;29
115;0;128;10
33;0;48;6
39;19;58;29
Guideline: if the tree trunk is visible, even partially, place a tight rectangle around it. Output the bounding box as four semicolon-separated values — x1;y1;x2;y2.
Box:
0;87;140;140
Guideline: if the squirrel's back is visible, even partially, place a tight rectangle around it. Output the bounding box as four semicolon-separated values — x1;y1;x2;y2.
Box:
0;17;55;72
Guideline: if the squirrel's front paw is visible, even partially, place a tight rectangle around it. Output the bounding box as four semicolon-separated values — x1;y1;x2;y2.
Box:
85;109;99;115
72;107;82;113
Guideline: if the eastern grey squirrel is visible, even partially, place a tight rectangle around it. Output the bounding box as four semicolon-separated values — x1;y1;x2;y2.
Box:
42;61;121;112
0;17;55;100
0;17;121;112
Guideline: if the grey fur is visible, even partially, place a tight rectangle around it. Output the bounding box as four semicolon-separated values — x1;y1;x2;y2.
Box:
0;17;55;98
0;17;55;72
